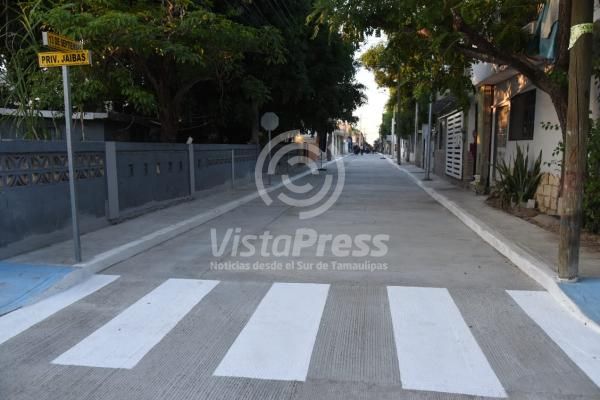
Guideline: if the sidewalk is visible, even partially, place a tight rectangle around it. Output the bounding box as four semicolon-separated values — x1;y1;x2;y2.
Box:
0;179;268;313
393;159;600;327
0;262;74;315
0;160;326;314
8;182;256;266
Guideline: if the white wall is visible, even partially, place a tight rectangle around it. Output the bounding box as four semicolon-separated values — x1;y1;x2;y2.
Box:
503;90;562;174
491;74;562;174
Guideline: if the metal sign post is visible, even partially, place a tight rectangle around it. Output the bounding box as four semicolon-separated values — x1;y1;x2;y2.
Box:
231;148;235;189
424;97;433;181
38;32;91;263
62;65;82;262
267;130;272;185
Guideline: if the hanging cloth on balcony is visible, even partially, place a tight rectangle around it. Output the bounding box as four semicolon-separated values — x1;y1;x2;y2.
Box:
531;0;559;60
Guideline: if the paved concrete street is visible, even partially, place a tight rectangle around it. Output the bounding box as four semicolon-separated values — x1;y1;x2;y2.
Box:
2;154;600;400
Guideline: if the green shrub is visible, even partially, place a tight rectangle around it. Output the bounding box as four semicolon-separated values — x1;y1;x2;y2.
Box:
584;120;600;233
494;145;543;207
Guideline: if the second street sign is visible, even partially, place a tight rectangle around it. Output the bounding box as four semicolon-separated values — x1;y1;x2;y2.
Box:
42;32;83;52
38;50;92;68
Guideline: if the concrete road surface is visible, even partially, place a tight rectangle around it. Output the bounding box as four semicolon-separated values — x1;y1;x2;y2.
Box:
2;154;600;400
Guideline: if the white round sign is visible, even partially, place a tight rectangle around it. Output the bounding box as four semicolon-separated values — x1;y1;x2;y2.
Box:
261;112;279;131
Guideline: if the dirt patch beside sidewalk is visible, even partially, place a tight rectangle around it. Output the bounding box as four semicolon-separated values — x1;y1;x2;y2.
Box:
485;197;600;253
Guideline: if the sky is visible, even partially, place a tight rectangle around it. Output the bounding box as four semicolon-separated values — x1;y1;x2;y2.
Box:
353;35;389;144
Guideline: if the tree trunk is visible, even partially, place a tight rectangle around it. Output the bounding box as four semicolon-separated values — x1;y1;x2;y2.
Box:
159;98;179;142
558;0;594;280
547;85;569;201
250;100;260;144
477;85;494;192
413;100;419;164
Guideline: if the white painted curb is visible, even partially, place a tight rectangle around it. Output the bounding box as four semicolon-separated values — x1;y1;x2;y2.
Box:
385;157;600;333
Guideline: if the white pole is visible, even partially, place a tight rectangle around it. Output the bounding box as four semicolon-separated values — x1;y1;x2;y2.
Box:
413;102;419;163
62;65;81;262
391;109;395;158
424;97;433;180
267;130;272;185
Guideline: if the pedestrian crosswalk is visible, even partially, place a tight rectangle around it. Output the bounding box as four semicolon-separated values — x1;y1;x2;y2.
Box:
52;279;219;369
0;274;119;346
214;282;329;381
508;290;600;388
2;277;600;397
388;286;507;398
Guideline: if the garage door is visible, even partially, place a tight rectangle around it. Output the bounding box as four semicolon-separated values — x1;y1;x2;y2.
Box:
445;112;463;179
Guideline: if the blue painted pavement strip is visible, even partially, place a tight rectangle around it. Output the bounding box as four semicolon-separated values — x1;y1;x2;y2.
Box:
0;262;74;316
559;278;600;325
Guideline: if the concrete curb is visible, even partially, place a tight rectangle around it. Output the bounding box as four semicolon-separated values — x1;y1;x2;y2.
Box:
385;157;600;333
37;156;347;299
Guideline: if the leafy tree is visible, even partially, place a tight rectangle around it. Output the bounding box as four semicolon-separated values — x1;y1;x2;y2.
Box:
311;0;571;137
214;0;365;145
39;0;286;142
379;109;392;138
1;0;285;142
1;1;66;139
2;0;363;144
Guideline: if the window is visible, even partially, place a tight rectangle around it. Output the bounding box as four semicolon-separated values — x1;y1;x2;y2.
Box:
495;105;509;149
509;90;536;140
493;105;509;181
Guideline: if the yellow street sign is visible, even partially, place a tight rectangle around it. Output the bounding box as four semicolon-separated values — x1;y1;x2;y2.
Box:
38;51;92;68
42;32;83;52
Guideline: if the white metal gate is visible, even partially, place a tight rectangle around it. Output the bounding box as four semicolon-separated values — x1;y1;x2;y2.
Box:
445;112;463;179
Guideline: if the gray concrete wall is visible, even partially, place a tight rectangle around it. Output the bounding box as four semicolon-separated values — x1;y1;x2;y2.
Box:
194;144;258;192
0;141;107;256
115;142;190;211
0;141;259;258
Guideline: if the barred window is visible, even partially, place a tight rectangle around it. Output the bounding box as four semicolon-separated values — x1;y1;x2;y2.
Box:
509;90;536;141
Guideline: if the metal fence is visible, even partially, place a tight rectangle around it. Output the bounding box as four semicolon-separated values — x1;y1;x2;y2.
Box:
0;140;258;257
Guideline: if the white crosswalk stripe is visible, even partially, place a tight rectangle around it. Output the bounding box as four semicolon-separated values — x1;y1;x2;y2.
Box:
0;274;119;346
52;279;219;369
387;286;507;398
508;290;600;387
213;282;330;381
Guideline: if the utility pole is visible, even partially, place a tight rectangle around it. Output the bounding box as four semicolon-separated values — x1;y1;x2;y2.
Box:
396;83;402;165
413;101;419;164
558;0;594;280
423;96;433;181
396;110;402;165
391;107;396;158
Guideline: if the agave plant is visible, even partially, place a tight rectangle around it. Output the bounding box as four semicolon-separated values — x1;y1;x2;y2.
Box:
494;145;543;208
